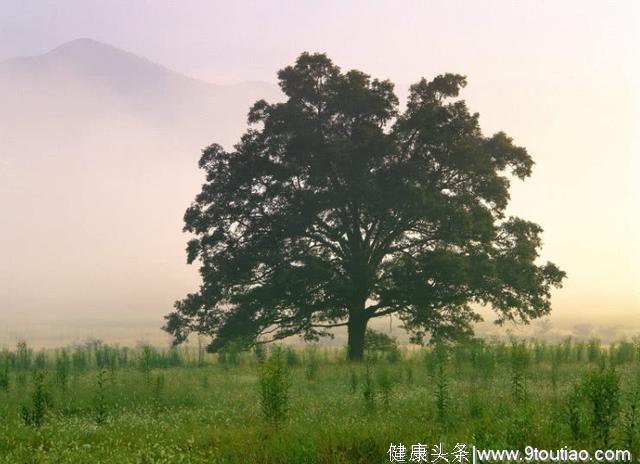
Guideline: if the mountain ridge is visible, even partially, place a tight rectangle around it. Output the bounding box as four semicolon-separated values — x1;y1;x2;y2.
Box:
0;38;274;91
0;37;282;146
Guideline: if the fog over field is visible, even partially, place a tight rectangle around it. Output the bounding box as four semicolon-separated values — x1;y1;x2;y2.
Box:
0;39;284;345
0;1;638;347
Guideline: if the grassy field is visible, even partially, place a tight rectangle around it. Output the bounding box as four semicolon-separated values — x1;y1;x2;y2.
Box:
1;338;639;463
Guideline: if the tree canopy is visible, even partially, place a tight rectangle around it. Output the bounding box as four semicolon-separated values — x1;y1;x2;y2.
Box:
164;52;566;360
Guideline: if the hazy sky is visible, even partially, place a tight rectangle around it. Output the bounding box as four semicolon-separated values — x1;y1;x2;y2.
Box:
1;1;638;344
1;1;637;84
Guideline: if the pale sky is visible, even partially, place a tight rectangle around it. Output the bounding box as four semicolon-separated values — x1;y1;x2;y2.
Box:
1;1;637;84
0;1;638;345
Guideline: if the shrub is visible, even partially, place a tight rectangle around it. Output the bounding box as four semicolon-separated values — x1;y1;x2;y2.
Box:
565;383;585;442
349;369;358;394
0;357;9;391
533;341;546;364
560;337;572;362
16;341;31;370
435;359;449;421
284;347;299;367
221;340;243;367
21;371;52;428
510;340;529;404
622;371;640;452
476;345;495;382
167;347;182;367
55;349;71;393
139;345;155;383
153;372;166;405
582;365;620;447
197;337;206;367
304;346;319;381
550;348;562;391
94;369;108;425
386;346;403;364
587;339;601;363
258;347;290;427
217;350;227;367
614;340;636;365
424;349;437;377
34;350;47;371
253;343;267;364
431;345;450;421
72;347;88;372
575;342;586;362
376;365;393;409
364;329;398;355
426;344;449;378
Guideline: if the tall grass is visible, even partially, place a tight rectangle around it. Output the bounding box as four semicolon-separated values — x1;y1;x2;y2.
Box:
0;338;638;462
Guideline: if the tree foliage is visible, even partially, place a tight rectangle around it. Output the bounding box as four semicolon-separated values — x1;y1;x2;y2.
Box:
164;53;566;360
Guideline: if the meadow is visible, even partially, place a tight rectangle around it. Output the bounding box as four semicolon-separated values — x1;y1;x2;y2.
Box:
0;336;639;463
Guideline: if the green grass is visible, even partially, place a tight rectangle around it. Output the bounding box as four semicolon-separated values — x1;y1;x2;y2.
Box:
0;339;639;463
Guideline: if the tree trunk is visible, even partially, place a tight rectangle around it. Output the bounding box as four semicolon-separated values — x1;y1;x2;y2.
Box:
347;314;368;361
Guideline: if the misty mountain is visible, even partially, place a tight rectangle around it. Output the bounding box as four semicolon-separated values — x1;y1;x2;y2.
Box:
0;38;281;146
0;39;280;341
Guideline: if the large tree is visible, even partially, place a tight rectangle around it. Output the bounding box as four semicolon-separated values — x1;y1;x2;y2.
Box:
164;53;566;360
